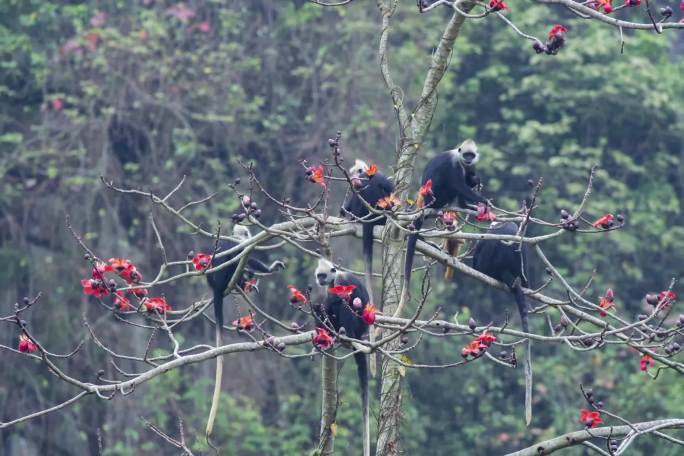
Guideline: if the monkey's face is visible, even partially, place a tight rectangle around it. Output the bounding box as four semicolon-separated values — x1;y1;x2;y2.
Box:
456;139;479;168
232;225;251;241
315;258;337;287
349;160;369;178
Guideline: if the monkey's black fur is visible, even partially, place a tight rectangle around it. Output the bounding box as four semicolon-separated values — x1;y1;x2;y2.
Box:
314;260;371;456
404;147;485;289
472;221;533;423
342;168;394;299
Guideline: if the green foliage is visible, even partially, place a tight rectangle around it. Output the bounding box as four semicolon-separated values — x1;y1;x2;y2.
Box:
2;1;684;455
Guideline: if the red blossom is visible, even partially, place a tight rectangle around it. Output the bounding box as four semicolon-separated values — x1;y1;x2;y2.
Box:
18;334;38;353
548;25;568;41
288;285;308;305
594;0;613;13
328;285;356;301
592;213;614;229
52;98;64;111
377;194;401;210
313;327;333;350
681;0;684;11
131;287;148;298
598;288;616;317
419;179;433;198
109;258;133;273
640;354;655;371
307;164;326;188
366;164;378;177
81;279;109;298
232;315;255;331
113;292;131;311
192;253;212;271
476;202;497;222
476;332;497;347
362;304;378;325
144;296;171;313
489;0;508;11
580;409;603;428
243;278;258;294
92;261;113;279
658;290;677;308
461;340;487;358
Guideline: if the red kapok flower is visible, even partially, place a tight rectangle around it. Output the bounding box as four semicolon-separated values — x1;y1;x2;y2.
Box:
109;258;133;272
144;296;171;313
131;287;148;298
288;285;308;305
114;292;132;311
328;285;356;302
598;288;616;317
580;409;603;428
461;340;487;358
592;213;614;229
681;0;684;11
640;354;655;371
92;261;113;279
595;0;613;13
366;164;378;177
476;332;497;347
377;194;401;210
419;179;433;198
243;278;258;294
313;327;334;350
52;98;64;111
489;0;508;11
548;25;568;41
658;290;677;308
81;279;109;298
307;164;326;188
192;253;212;271
18;334;38;353
232;315;255;331
362;304;378;325
476;202;497;222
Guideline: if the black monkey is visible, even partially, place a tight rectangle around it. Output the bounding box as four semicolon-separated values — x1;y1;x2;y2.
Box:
205;224;284;437
314;258;371;456
400;139;485;314
472;221;533;425
342;159;394;303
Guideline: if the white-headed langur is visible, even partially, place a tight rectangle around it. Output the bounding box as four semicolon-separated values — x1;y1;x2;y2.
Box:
472;221;533;425
314;258;371;456
400;139;486;316
205;225;284;438
342;159;394;304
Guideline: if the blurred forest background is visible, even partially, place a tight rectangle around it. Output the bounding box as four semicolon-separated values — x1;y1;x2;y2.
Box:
2;1;684;455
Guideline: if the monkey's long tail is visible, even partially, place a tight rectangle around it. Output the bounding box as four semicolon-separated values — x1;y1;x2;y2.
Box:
354;352;370;456
362;223;377;379
393;217;423;320
513;279;533;426
206;289;224;438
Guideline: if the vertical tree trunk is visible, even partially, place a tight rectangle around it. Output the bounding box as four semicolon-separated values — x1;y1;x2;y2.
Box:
319;354;337;455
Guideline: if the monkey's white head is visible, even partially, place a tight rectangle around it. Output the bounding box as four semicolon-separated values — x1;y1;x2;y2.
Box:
315;258;338;287
348;159;370;178
232;225;252;241
451;139;479;168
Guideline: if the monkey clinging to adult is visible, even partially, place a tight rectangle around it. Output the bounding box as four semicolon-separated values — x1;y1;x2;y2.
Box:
399;139;486;317
314;258;372;456
205;224;285;438
472;221;533;425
